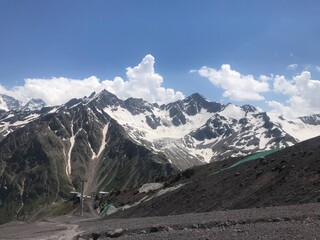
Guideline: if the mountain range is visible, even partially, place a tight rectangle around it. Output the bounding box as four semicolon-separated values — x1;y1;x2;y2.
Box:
0;94;46;112
0;90;319;223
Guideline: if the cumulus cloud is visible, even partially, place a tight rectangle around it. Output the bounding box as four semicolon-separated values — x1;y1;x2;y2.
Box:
267;100;297;119
268;71;320;118
273;75;297;95
196;64;269;101
0;55;184;105
0;84;10;95
259;75;273;82
101;55;184;104
9;76;103;106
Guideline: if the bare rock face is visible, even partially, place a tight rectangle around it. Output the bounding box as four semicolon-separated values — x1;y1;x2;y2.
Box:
300;114;320;125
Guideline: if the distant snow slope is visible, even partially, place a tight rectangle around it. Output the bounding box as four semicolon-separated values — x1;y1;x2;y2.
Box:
219;104;247;119
103;106;212;140
103;105;214;169
269;113;320;141
102;96;318;168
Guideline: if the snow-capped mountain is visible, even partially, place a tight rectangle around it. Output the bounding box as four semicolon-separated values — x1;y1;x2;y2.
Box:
0;94;22;111
269;113;320;142
100;91;319;168
21;98;46;111
1;89;320;223
0;90;319;168
0;91;176;223
0;94;46;112
0;96;47;140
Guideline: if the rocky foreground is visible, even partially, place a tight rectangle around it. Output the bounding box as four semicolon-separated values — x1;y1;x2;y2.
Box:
1;202;320;240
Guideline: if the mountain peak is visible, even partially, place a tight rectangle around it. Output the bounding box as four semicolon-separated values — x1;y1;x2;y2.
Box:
0;94;22;111
184;93;206;102
96;89;118;100
22;98;46;111
241;104;258;113
183;93;222;116
91;89;121;108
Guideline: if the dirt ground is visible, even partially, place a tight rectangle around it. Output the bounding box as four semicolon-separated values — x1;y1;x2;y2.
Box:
1;202;320;240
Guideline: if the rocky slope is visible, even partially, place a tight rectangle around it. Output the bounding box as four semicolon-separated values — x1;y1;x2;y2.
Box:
104;135;320;219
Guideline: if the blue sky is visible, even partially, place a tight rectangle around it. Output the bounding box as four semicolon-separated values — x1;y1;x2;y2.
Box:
0;1;320;117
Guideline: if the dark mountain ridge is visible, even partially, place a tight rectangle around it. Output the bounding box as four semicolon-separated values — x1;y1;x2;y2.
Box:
0;91;176;224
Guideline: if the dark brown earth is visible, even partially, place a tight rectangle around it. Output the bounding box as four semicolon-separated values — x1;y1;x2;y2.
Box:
106;135;320;219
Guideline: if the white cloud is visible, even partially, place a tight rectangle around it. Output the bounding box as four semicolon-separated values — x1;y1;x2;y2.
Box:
316;66;320;72
287;64;298;71
259;74;273;82
273;75;297;95
196;64;269;101
101;55;184;104
269;71;320;118
267;100;297;119
0;55;184;106
9;76;103;106
0;84;10;95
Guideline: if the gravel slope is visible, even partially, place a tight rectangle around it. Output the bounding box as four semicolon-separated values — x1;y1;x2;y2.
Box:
1;203;320;239
106;136;320;219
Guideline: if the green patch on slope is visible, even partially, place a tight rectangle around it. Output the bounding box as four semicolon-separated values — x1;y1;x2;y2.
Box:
210;148;280;176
